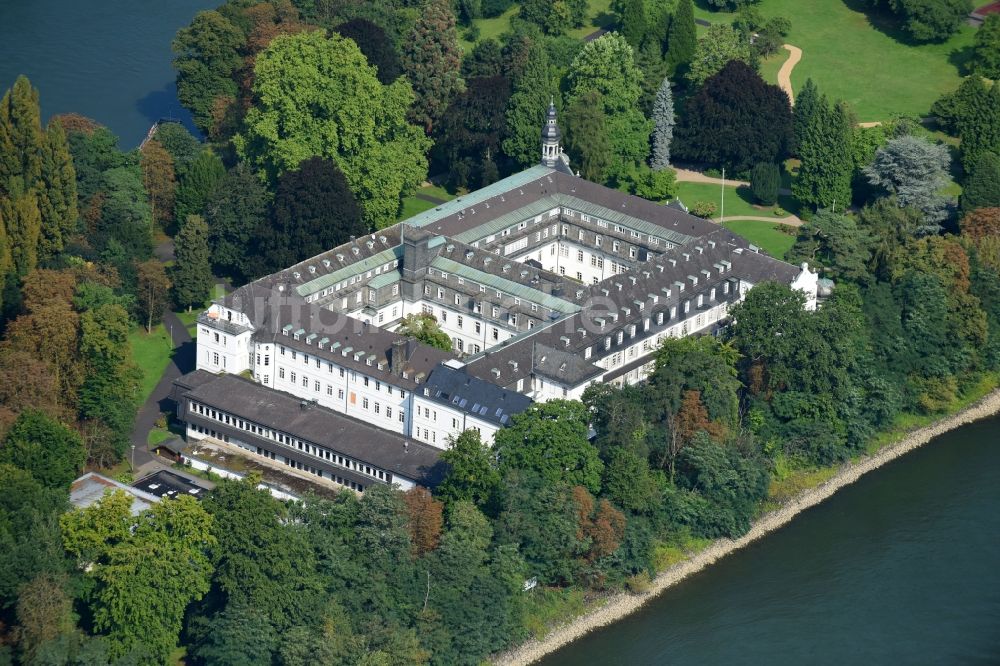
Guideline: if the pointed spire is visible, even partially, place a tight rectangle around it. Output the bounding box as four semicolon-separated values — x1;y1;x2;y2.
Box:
541;100;561;167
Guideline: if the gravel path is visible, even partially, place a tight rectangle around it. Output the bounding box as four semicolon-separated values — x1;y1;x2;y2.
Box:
674;168;750;187
777;44;802;105
492;388;1000;666
716;214;803;226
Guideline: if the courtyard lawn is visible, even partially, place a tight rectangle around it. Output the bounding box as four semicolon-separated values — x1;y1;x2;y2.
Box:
698;0;976;121
721;219;797;259
129;324;174;406
459;0;614;52
671;181;797;218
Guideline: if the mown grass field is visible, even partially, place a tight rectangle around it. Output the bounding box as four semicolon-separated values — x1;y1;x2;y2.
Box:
695;0;976;121
671;181;797;217
459;0;615;52
721;219;797;258
128;324;174;406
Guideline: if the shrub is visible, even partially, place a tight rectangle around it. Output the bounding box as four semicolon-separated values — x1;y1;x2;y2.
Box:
751;162;781;205
625;572;652;594
691;201;718;218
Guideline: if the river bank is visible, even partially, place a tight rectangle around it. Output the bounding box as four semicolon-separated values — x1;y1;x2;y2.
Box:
494;386;1000;666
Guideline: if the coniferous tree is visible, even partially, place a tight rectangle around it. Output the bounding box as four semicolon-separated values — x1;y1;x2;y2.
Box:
1;189;42;276
171;215;212;312
334;18;402;85
621;0;648;48
564;91;612;182
252;157;366;276
793;96;853;210
37;119;77;260
400;0;464;133
931;75;989;135
174;149;225;226
0;76;44;195
974;14;1000;80
959;84;1000;174
665;0;696;77
503;42;554;168
650;76;675;170
864;135;951;226
792;78;820;157
139;139;176;229
962;152;1000;213
636;40;669;114
751;162;780;205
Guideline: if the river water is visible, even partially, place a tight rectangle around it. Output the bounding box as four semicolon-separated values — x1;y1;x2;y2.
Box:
0;0;214;147
542;416;1000;665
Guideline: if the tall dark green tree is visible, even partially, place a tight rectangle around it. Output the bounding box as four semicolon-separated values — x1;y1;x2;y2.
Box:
437;429;502;513
665;0;696;76
750;162;780;205
620;0;648;47
334;18;403;84
37;119;78;260
503;42;554;168
0;411;85;490
793;96;853;210
792;78;819;156
206;164;269;281
174;149;225;226
931;75;989;135
400;0;464;132
650;76;674;170
171;215;212;311
252;157;366;276
564;91;613;182
962;152;1000;213
959;83;1000;174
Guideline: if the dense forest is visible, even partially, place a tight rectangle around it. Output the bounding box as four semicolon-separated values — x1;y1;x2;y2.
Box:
2;0;1000;663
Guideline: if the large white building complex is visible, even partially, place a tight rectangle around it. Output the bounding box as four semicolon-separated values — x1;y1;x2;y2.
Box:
172;105;818;495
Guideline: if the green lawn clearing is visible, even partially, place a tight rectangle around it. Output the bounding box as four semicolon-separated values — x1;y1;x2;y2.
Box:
128;324;175;406
671;181;797;218
459;0;615;52
699;0;975;121
721;219;797;259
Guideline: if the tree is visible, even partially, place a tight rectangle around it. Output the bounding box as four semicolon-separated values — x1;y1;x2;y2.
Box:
503;42;554;168
78;303;140;453
13;573;74;665
0;190;42;276
958;77;1000;174
620;0;647;47
0;410;84;490
932;75;989;135
864;135;951;226
787;210;872;282
960;207;1000;241
432;75;511;190
62;492;215;663
674;60;792;174
0;75;43;194
139;139;176;228
37;119;78;260
792;78;820;156
650;76;674;170
172;10;244;136
335;18;402;84
396;312;452;351
564;92;613;182
602;446;660;513
665;0;696;76
887;0;971;42
400;0;464;133
172;215;212;311
252;157;366;276
974;15;1000;80
236;31;431;229
153;122;201;176
206;163;269;281
403;486;443;556
519;0;573;35
494;400;603;493
962;151;1000;213
437;429;502;512
565;34;651;175
136;259;170;333
686;24;755;88
793;95;853;210
174;148;225;225
750;162;780;205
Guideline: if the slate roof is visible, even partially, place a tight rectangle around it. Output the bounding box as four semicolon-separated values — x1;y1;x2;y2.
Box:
70;473;160;515
531;343;604;384
420;363;533;426
177;371;444;484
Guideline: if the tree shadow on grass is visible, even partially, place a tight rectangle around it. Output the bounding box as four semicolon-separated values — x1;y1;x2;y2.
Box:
839;0;926;46
949;45;976;76
593;11;617;30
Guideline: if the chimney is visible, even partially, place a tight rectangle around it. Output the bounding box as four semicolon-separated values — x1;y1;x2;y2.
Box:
391;338;407;376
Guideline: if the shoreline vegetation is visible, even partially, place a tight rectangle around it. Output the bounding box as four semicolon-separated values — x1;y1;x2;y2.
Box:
494;383;1000;666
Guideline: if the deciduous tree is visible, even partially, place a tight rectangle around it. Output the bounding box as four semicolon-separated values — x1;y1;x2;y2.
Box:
974;14;1000;80
236;31;430;229
139;139;176;228
172;10;245;136
437;429;502;512
685;24;754;88
403;486;443;556
0;410;84;490
335;18;402;84
135;259;170;333
396;312;452;351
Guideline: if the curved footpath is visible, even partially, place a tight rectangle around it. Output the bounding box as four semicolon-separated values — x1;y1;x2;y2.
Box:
493;388;1000;666
715;214;803;226
777;44;802;105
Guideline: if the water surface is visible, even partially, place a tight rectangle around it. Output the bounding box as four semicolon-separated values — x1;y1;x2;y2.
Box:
542;417;1000;665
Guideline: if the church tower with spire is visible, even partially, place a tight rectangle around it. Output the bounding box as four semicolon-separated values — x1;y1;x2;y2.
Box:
540;100;561;168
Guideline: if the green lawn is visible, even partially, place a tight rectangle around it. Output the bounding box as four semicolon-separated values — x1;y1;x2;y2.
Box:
671;181;797;218
721;219;797;259
128;324;175;406
697;0;976;121
398;195;438;220
459;0;614;52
